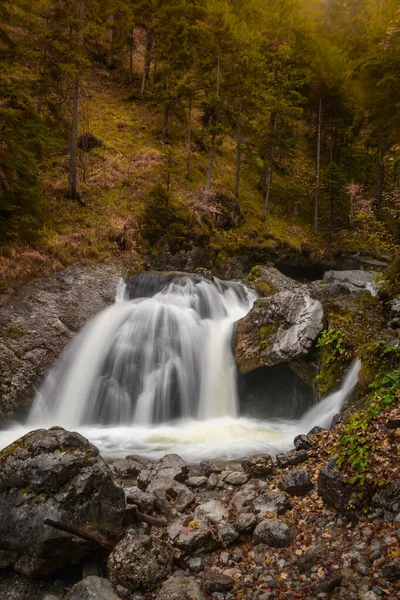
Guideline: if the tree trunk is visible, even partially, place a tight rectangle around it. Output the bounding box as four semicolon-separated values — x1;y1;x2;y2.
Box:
162;103;170;141
205;52;220;192
261;112;277;222
141;31;153;96
314;97;323;235
128;30;134;84
68;0;85;202
186;92;192;180
234;128;242;200
375;149;385;208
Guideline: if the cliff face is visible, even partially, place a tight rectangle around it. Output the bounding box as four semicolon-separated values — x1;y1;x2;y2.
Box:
0;263;123;420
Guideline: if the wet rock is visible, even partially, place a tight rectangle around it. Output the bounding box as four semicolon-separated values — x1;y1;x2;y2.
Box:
168;521;217;555
203;572;234;593
108;532;173;592
298;544;328;573
241;455;274;478
230;486;258;512
157;575;205;600
64;576;119;600
125;487;155;513
279;470;313;496
0;570;55;600
224;472;248;486
293;434;315;451
0;263;123;420
276;449;309;468
194;500;229;525
235;290;323;374
253;491;292;516
187;556;205;572
187;476;208;488
146;477;194;513
317;459;352;512
235;512;257;534
253;519;296;547
137;454;189;489
308;426;326;436
0;428;127;576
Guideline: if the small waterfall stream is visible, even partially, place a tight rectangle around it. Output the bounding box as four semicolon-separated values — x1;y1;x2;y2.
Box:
0;273;361;461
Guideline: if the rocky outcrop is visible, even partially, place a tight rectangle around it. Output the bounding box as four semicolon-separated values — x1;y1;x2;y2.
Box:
323;269;376;293
0;427;128;575
0;263;123;420
235;290;323;374
317;458;352;512
245;265;300;297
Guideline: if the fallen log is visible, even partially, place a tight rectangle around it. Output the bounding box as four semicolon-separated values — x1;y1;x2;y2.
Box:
44;518;114;551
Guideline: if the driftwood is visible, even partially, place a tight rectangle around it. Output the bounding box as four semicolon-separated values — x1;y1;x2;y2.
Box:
44;518;114;550
44;511;167;552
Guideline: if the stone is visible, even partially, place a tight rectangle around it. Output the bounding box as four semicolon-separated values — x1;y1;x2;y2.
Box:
253;519;296;547
125;487;155;513
64;577;119;600
0;428;128;576
293;434;315;451
323;270;376;294
187;476;208;488
315;573;342;594
235;512;257;534
194;500;229;525
372;483;400;513
224;472;249;486
200;461;222;477
253;491;291;517
137;454;189;489
241;455;274;478
112;458;146;480
276;449;309;468
157;575;205;600
203;572;234;593
230;486;258;512
146;477;194;513
206;473;219;490
387;419;400;429
168;521;217;555
245;266;300;297
279;470;313;496
216;523;239;547
317;459;351;512
298;545;328;573
0;263;123;420
107;533;173;592
381;561;400;581
235;291;323;374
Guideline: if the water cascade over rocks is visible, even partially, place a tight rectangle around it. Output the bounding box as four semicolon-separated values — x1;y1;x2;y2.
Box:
0;273;361;461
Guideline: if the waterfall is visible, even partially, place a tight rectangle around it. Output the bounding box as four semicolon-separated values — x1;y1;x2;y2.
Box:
30;273;255;429
0;273;362;462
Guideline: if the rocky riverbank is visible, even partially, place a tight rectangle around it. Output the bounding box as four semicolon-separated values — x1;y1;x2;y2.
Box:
0;424;399;600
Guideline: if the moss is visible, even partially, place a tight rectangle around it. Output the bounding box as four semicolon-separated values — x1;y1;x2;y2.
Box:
316;293;386;396
255;280;278;298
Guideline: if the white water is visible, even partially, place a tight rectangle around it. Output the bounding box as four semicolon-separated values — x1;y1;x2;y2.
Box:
0;274;361;462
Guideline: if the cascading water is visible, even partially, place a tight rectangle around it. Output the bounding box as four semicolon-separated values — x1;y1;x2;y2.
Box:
0;273;361;461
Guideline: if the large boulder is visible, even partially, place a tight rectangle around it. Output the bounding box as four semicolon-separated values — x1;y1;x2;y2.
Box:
245;266;300;297
235;291;323;374
107;532;173;592
0;428;128;575
167;520;217;555
253;519;296;547
157;575;205;600
146;476;194;513
0;264;123;420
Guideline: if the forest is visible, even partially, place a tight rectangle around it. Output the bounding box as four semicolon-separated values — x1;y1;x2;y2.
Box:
0;0;400;290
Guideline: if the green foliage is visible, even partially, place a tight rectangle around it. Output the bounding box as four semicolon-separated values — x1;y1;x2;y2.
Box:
335;341;400;487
